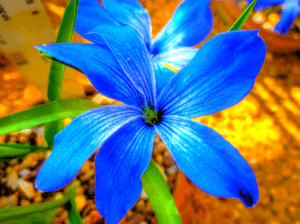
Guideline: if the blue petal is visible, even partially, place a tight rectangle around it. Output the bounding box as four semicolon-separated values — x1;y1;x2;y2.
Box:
152;47;198;70
36;43;145;107
95;117;155;224
153;63;175;96
151;0;213;55
88;26;156;107
157;30;266;118
35;105;141;191
274;0;300;35
75;0;119;43
102;0;152;50
155;115;259;207
246;0;284;10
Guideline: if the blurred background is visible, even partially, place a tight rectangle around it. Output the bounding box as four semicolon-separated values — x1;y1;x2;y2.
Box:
0;0;300;223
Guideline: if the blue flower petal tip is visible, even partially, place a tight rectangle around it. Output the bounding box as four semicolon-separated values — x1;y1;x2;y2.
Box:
238;188;258;208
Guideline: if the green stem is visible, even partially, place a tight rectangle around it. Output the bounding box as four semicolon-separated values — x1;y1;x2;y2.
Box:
45;0;79;146
47;0;79;101
141;161;183;224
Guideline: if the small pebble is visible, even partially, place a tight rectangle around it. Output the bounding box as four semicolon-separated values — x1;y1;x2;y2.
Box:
8;159;18;166
21;129;32;134
20;199;30;205
76;195;87;212
0;194;18;207
83;216;92;223
54;192;64;200
59;211;68;222
89;210;103;223
126;210;134;219
128;214;145;224
19;169;30;177
153;142;166;155
6;171;18;190
262;21;274;32
140;189;148;200
18;179;36;199
154;154;163;164
163;151;174;166
76;185;85;195
88;178;95;186
21;153;40;168
34;192;43;203
135;200;145;212
63;118;72;126
252;11;266;24
166;164;178;175
33;126;44;136
145;202;154;214
80;160;92;173
80;170;95;181
268;13;280;25
13;164;21;172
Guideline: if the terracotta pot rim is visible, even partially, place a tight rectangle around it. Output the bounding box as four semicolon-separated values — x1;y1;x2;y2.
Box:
211;0;300;53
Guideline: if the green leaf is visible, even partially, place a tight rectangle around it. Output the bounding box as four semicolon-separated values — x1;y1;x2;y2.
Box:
44;120;65;148
229;0;257;31
44;0;80;148
141;161;182;224
47;0;79;101
0;195;67;222
0;143;49;162
2;208;58;224
65;181;84;224
0;182;80;223
0;99;97;136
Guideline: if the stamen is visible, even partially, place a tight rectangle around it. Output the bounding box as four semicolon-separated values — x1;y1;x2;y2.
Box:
142;100;159;125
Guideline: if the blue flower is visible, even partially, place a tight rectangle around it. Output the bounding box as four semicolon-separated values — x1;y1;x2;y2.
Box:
247;0;300;34
75;0;213;74
35;26;266;224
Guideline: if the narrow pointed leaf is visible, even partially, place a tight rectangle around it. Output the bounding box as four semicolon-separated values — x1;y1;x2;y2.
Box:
47;0;79;101
2;208;58;224
0;194;67;222
141;161;182;224
46;0;79;146
0;99;97;136
0;182;79;222
65;181;84;224
229;0;257;31
0;143;50;163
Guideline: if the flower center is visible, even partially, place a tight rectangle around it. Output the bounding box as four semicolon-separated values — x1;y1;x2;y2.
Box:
142;100;159;125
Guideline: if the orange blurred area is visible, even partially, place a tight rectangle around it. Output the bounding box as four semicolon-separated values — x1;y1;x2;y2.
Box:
1;1;300;224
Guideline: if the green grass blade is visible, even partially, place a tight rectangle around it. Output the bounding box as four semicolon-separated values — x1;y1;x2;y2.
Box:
0;99;97;136
0;143;50;162
229;0;257;31
0;196;67;222
65;181;84;224
141;161;182;224
47;0;79;101
0;182;79;222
